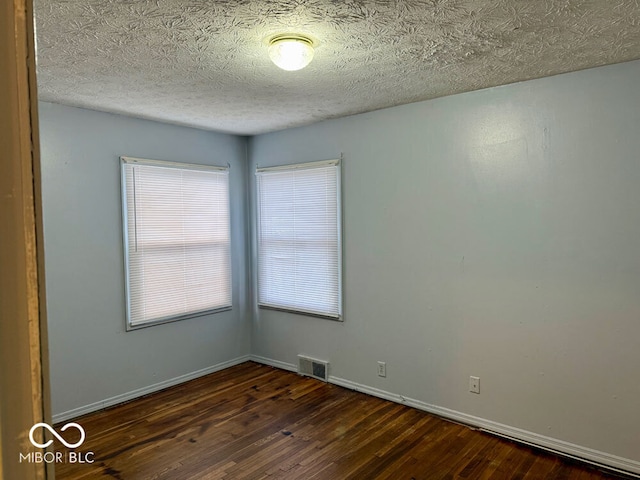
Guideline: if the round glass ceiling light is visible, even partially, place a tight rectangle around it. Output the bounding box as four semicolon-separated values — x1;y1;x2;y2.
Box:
268;34;314;71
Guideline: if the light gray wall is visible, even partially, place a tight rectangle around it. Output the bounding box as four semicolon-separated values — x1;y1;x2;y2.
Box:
248;60;640;465
39;102;250;417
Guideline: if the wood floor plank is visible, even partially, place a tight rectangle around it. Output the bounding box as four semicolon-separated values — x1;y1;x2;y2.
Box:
53;362;633;479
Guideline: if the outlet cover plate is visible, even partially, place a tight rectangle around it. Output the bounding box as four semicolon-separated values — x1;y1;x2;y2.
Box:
470;376;480;394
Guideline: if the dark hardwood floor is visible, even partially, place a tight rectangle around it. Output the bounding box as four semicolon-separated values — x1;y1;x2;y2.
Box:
54;362;631;479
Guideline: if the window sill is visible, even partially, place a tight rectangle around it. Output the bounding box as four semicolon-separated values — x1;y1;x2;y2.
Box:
126;305;232;331
258;304;342;322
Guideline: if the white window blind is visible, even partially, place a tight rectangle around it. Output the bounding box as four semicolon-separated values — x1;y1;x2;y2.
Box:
256;160;342;319
121;157;232;329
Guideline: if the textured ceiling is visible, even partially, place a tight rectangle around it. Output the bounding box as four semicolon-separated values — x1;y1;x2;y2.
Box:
34;0;640;135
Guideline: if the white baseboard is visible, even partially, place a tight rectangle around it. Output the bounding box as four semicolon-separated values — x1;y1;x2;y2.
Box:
52;354;251;424
250;355;640;477
250;354;297;373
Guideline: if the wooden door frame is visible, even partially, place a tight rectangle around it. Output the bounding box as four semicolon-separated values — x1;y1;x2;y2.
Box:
0;0;52;479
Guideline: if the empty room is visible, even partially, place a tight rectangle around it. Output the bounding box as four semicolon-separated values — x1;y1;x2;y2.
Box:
3;0;640;479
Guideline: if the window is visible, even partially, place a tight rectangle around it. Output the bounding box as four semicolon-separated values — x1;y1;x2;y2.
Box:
121;157;231;329
256;159;342;319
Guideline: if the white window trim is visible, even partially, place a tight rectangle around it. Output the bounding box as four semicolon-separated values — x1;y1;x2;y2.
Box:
255;158;343;321
120;156;232;330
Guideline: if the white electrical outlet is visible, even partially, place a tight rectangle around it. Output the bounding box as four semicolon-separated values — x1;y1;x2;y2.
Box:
469;376;480;394
377;361;387;377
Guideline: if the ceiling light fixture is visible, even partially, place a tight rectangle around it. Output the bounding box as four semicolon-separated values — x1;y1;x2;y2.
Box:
268;34;315;71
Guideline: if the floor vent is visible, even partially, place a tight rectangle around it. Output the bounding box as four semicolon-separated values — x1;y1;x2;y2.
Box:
298;355;329;382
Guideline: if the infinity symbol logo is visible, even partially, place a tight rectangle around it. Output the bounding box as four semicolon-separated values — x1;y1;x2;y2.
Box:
29;423;86;449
